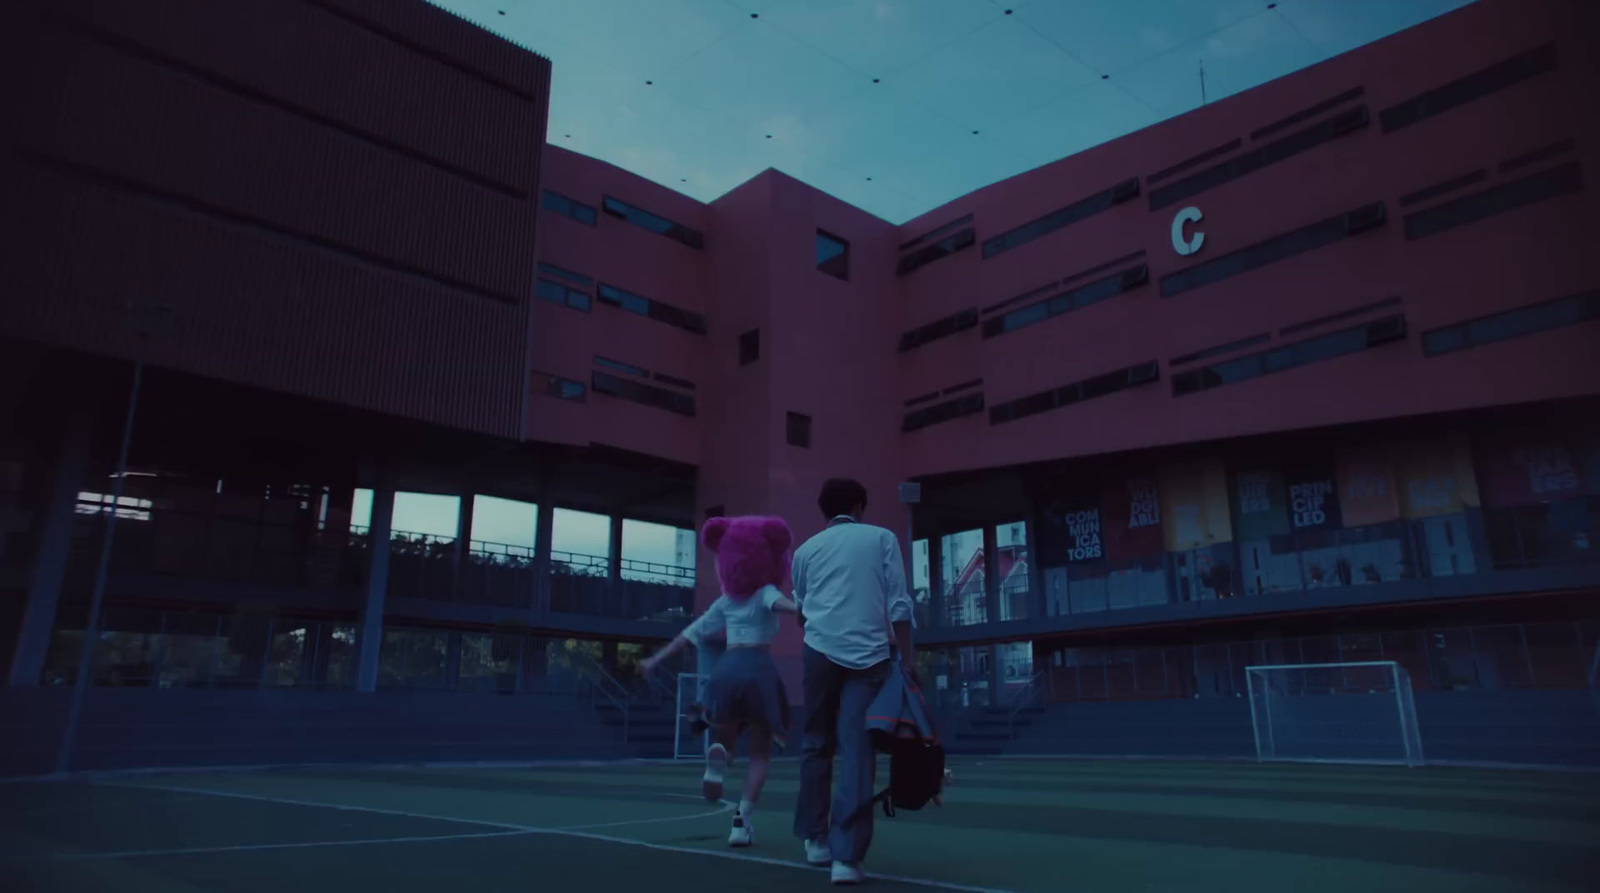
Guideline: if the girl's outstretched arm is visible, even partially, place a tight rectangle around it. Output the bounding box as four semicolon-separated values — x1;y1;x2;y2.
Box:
638;635;692;676
770;595;800;615
640;597;726;676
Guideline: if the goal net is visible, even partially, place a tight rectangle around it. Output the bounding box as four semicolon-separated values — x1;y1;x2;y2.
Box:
1245;661;1425;767
673;672;709;761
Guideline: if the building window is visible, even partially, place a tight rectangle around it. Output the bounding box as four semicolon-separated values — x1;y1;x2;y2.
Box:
653;372;696;391
1160;202;1386;299
982;265;1148;339
1171;315;1405;396
739;329;760;365
898;227;975;276
786;412;812;448
536;278;591;311
990;361;1158;425
903;392;985;433
591;371;696;417
982;178;1138;260
816;230;849;280
1422;287;1600;357
541;190;597;225
602;196;705;249
537;262;593;287
594;356;649;378
534;371;585;402
597;283;706;334
900;308;979;351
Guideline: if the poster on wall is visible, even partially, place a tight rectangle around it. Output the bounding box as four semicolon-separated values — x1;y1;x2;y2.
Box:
1234;468;1290;541
1477;430;1584;505
1396;434;1481;519
1037;490;1105;566
1336;447;1401;528
1100;475;1166;561
1158;460;1233;552
1283;460;1341;531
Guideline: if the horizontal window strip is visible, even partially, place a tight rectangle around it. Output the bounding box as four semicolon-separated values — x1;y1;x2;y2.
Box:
1403;161;1581;241
903;392;984;433
1422;287;1600;357
983;265;1148;338
903;390;942;408
982;281;1058;316
1279;296;1403;337
591;371;696;417
594;356;649;378
537;262;593;287
981;250;1148;317
597;283;706;334
897;227;975;275
653;372;696;391
1161;202;1386;299
1149;106;1370;211
1380;43;1556;134
1172;314;1406;396
533;371;585;402
900;214;974;252
983;178;1139;259
1397;170;1488;208
542;190;596;225
1146;139;1242;186
1250;86;1366;141
536;278;591;311
989;361;1158;426
1499;138;1577;175
941;378;983;396
601;195;704;249
899;307;978;351
1169;333;1271;368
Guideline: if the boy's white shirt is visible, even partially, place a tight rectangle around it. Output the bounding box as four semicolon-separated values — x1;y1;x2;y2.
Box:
790;516;915;670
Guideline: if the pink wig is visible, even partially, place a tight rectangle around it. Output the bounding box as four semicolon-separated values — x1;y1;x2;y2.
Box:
701;515;792;601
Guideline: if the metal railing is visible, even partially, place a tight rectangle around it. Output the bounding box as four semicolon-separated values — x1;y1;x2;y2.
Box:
571;649;631;743
1003;671;1050;739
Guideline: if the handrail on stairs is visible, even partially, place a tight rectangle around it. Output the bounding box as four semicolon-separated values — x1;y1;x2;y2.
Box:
1005;671;1049;739
573;650;632;743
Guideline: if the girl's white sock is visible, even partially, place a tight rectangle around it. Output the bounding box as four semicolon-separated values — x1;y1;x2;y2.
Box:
739;799;756;818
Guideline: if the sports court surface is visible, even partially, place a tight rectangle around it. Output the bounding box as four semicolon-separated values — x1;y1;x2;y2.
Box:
3;758;1597;893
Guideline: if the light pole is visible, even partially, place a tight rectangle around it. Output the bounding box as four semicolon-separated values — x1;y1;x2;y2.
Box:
55;302;168;775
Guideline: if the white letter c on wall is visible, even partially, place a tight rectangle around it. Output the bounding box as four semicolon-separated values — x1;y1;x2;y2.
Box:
1171;206;1204;256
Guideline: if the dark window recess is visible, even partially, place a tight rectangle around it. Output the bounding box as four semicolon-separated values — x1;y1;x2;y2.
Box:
983;265;1148;338
536;278;591;311
1149;106;1370;211
904;390;941;408
1380;44;1556;134
982;281;1058;316
900;214;974;252
1398;170;1488;208
1279;296;1403;337
982;250;1147;317
653;372;696;391
984;178;1139;259
941;378;983;396
898;227;975;275
1250;86;1366;141
602;195;705;249
594;356;649;378
739;329;760;365
989;361;1158;426
1422;287;1600;358
591;371;696;417
1404;161;1581;241
1169;333;1271;368
705;504;726;520
534;372;586;402
903;392;984;433
816;230;850;280
1146;139;1241;186
786;412;812;448
1161;202;1386;299
1171;314;1406;396
1499;138;1576;175
899;308;978;351
541;190;597;225
536;262;594;287
597;283;706;334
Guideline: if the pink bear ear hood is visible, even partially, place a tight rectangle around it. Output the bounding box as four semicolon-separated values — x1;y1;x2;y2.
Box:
701;514;792;601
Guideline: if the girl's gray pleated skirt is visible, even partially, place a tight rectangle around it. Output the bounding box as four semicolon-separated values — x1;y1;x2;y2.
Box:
696;646;791;747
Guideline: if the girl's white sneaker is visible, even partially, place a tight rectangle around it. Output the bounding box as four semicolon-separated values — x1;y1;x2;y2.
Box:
702;743;728;802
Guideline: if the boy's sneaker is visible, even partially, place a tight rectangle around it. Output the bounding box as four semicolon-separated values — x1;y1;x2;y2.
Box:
727;812;752;848
803;839;831;866
830;862;865;886
702;743;728;802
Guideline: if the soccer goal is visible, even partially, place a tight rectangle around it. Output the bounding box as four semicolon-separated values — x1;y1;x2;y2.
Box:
1245;661;1425;767
673;672;709;761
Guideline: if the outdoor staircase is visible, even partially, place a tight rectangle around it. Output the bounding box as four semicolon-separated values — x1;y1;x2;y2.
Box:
945;705;1046;756
592;699;678;759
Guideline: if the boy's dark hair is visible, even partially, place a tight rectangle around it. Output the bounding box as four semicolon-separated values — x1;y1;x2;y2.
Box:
818;478;868;519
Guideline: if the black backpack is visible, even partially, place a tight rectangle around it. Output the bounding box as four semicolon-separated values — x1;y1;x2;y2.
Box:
847;665;946;823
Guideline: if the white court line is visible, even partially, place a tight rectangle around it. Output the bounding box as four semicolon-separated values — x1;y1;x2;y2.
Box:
100;781;1027;893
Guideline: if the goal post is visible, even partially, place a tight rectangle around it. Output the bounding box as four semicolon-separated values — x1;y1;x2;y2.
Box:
1245;661;1425;767
673;671;709;760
